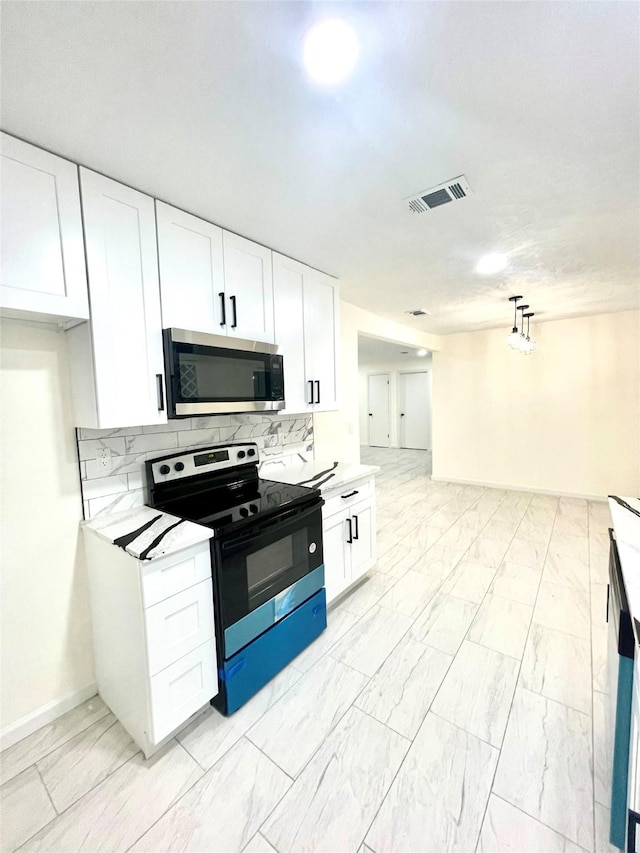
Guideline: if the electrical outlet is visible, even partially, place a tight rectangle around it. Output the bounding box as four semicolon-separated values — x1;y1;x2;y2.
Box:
98;447;112;473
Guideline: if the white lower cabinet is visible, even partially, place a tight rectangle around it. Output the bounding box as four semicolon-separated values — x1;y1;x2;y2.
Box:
83;534;217;758
322;477;377;605
149;639;217;743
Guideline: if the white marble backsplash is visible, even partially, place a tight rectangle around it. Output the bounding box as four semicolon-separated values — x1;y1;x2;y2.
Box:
77;413;314;519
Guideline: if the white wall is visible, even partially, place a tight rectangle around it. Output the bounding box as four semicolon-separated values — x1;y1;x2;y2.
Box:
313;302;440;462
0;320;95;738
432;310;640;497
358;357;432;448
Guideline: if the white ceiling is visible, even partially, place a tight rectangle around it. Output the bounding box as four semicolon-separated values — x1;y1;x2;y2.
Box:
2;1;638;334
358;335;431;364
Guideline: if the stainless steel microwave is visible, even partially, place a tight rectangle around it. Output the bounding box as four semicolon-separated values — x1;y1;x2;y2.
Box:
163;329;285;417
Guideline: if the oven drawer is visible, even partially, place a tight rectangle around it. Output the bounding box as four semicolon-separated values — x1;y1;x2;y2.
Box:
149;639;217;743
323;478;372;519
145;578;215;675
141;545;211;608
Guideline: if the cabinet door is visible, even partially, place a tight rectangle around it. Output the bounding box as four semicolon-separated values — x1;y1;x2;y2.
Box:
79;168;166;427
156;201;225;334
349;497;376;583
222;231;274;343
303;271;339;411
322;511;350;605
0;133;88;321
272;253;312;414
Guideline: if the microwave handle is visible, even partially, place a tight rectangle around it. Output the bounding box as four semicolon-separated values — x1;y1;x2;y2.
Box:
219;292;226;327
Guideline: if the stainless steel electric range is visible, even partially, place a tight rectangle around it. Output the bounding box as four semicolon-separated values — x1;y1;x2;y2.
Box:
146;442;326;715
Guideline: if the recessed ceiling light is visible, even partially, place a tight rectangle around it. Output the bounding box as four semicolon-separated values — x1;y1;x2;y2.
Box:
476;253;508;275
302;19;359;86
417;349;428;357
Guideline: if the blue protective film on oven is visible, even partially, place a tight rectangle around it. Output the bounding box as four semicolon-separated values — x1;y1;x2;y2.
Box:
221;588;327;714
224;565;325;658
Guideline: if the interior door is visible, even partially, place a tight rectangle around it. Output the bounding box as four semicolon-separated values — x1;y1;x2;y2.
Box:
368;374;390;447
399;371;431;450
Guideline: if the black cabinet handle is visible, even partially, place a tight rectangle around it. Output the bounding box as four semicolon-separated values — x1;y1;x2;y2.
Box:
308;380;314;405
606;583;610;624
346;517;353;544
219;292;226;326
341;490;359;500
353;514;359;540
368;413;373;416
230;294;238;328
400;413;405;417
156;374;165;411
315;380;320;404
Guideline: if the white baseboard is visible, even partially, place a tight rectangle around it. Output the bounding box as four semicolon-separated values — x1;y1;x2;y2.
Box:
429;474;608;502
1;682;98;752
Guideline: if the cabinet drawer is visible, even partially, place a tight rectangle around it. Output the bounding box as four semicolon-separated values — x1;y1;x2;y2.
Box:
145;579;215;675
141;546;211;607
149;639;217;743
323;478;372;519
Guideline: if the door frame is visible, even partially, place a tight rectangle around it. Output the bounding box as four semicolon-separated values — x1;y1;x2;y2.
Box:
398;369;431;451
367;373;391;447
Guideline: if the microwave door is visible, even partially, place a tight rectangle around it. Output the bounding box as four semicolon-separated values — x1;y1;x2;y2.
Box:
164;328;285;416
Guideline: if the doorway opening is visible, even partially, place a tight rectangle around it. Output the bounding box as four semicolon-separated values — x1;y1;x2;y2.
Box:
357;334;433;475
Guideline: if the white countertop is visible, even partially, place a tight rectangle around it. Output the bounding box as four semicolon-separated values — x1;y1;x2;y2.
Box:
83;505;213;562
260;458;379;494
608;496;640;637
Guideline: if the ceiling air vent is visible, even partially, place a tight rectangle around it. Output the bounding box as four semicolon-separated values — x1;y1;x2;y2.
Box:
405;175;472;214
405;309;429;317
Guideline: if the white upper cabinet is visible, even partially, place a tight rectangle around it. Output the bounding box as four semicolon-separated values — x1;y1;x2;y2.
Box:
271;254;308;412
0;133;89;322
66;169;166;428
156;201;224;333
156;206;274;344
273;253;339;414
222;231;274;343
303;268;339;412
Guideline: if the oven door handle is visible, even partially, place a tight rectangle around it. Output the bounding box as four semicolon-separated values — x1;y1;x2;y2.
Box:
219;500;323;549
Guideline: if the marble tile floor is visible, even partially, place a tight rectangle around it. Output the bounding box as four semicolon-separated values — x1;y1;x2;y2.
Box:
1;446;616;853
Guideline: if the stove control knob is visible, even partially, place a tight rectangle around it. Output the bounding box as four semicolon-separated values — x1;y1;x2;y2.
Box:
237;450;246;459
159;464;170;475
250;504;258;514
247;448;256;457
174;462;185;472
239;507;249;517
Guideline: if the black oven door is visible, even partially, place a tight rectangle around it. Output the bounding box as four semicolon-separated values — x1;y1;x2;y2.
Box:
214;500;324;635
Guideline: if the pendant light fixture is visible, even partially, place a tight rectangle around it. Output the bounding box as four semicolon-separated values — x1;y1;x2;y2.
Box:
516;304;529;351
507;295;522;349
522;312;536;354
506;297;538;355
